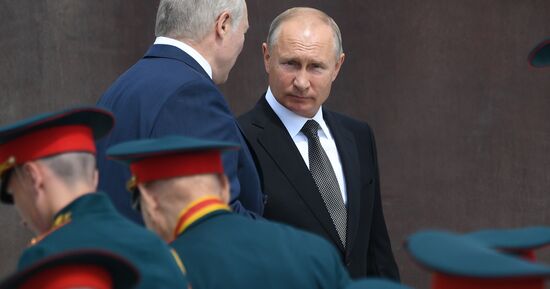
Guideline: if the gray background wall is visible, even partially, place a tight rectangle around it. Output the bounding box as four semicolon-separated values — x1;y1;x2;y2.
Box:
1;1;550;288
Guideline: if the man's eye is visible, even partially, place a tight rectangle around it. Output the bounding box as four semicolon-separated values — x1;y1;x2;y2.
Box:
311;63;324;69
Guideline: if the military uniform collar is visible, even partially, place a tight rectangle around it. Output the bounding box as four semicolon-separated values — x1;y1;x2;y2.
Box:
53;192;113;219
29;192;113;246
29;212;72;246
172;196;230;240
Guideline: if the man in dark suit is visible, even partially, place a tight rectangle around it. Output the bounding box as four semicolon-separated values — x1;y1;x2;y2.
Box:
96;0;263;223
238;7;400;279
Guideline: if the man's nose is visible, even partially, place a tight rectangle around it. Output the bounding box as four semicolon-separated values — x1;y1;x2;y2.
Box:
293;70;310;91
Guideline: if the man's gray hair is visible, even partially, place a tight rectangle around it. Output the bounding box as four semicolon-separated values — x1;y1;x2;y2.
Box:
38;152;96;188
155;0;245;42
266;7;343;58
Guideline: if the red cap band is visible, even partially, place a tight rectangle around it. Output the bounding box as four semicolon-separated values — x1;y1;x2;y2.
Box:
130;150;223;184
515;249;537;261
0;125;96;165
432;273;544;289
20;265;112;289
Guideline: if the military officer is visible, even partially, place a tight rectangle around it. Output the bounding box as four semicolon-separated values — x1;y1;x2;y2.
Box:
528;39;550;67
346;279;414;289
467;226;550;261
406;230;550;289
107;135;352;289
0;249;139;289
0;107;188;289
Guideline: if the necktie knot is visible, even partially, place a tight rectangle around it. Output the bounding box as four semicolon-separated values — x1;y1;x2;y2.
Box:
301;120;320;140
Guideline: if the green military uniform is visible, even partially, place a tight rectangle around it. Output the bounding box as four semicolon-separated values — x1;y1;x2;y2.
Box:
172;198;351;289
17;192;187;289
346;278;413;289
107;135;352;289
0;107;187;289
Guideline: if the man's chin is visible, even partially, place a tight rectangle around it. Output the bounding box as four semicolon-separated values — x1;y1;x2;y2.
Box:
213;76;228;85
288;104;316;118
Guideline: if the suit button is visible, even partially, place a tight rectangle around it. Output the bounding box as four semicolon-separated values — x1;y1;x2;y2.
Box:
346;261;352;267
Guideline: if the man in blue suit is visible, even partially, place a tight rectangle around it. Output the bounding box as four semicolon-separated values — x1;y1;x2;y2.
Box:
96;0;263;222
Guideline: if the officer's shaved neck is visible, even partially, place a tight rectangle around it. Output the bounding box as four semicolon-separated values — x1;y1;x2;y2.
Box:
139;174;228;242
33;161;96;223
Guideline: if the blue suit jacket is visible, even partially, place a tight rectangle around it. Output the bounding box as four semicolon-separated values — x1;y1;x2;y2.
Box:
96;44;264;222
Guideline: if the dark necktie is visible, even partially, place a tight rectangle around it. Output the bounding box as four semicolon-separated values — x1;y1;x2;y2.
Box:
301;119;347;247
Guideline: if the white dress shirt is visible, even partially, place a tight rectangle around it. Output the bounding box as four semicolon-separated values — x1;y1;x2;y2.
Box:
154;36;213;79
265;87;348;204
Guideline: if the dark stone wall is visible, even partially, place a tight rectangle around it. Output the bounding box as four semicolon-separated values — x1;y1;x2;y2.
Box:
2;1;550;288
0;0;157;276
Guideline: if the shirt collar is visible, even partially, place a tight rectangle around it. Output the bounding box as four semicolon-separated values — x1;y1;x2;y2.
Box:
265;87;331;139
154;36;213;79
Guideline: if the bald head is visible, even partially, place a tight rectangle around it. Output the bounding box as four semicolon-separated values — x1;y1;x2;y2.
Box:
266;7;343;59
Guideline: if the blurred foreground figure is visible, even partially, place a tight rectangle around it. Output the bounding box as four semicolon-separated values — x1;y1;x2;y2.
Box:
346;278;414;289
0;249;139;289
406;230;550;289
528;39;550;67
467;226;550;261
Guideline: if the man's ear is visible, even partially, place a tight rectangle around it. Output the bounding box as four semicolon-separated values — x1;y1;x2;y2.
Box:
138;183;162;211
215;11;232;39
331;53;345;82
217;174;230;204
21;162;44;193
262;43;271;73
92;169;99;190
138;183;153;206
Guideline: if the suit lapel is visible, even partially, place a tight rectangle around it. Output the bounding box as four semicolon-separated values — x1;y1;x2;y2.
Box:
252;98;344;252
143;44;212;82
324;111;361;254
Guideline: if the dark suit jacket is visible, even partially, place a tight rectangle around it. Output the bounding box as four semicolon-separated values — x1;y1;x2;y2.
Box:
96;44;264;222
238;96;400;280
